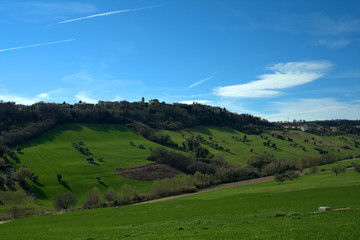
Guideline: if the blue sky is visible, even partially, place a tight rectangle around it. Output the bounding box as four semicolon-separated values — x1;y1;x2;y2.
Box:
0;0;359;121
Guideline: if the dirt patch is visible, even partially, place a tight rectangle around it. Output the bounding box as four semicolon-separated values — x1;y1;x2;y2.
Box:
115;162;183;181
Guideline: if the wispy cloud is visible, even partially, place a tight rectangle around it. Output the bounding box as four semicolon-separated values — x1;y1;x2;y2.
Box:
213;61;333;98
0;89;63;105
0;3;97;23
36;89;63;99
278;13;360;48
180;100;212;105
0;39;75;53
263;98;360;121
57;5;160;24
314;38;353;48
188;76;213;89
75;91;97;103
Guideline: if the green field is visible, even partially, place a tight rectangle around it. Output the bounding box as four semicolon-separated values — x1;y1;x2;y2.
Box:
1;123;359;213
158;126;359;165
9;124;162;206
1;170;359;240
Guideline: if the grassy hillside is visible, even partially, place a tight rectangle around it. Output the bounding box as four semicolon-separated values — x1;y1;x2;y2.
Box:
158;126;360;165
2;123;359;212
1;170;359;239
12;124;162;206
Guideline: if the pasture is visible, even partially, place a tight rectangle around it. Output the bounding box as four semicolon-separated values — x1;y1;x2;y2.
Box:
1;170;359;240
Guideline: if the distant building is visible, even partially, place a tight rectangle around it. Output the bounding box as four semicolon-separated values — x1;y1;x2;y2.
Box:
300;125;309;131
149;99;159;105
74;102;95;110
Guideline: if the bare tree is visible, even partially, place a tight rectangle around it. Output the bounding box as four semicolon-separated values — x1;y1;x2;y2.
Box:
83;187;101;209
54;192;78;210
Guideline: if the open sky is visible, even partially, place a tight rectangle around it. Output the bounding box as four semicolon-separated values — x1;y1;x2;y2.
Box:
0;0;359;122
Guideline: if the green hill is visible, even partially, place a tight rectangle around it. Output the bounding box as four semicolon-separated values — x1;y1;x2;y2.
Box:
158;126;359;165
1;123;359;218
1;170;359;240
6;124;162;206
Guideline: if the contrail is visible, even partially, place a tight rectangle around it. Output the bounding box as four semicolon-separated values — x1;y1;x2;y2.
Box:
57;5;160;24
189;76;213;89
0;39;76;52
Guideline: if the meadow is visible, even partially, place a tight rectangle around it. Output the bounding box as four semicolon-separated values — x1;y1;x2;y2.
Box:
0;170;359;240
9;124;161;206
158;126;359;165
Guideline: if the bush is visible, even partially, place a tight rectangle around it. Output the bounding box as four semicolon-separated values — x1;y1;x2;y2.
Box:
54;192;78;210
119;184;137;204
83;187;101;209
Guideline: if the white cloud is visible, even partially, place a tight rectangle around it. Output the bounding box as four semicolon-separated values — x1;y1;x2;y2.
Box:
213;61;333;98
0;39;75;53
36;89;63;99
278;13;360;48
188;76;213;89
0;2;97;23
263;98;360;121
0;89;64;105
180;100;212;105
315;38;352;48
62;72;94;84
113;95;122;101
0;94;38;105
75;91;97;103
57;5;160;24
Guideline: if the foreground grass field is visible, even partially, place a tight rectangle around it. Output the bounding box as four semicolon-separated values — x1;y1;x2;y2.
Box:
1;170;359;240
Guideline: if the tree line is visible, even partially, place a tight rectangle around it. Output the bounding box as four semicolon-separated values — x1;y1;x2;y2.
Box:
0;101;275;148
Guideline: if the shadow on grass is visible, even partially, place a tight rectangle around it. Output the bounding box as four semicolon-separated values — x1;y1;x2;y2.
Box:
85;124;128;133
89;161;99;166
34;181;44;187
21;124;84;150
30;185;48;200
98;181;108;189
60;181;72;192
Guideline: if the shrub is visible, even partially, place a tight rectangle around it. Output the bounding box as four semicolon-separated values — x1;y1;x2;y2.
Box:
310;166;318;174
103;187;118;203
54;192;78;210
119;184;137;204
83;187;101;209
56;174;62;183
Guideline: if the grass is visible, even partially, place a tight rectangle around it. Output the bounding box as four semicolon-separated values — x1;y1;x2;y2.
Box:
12;124;162;206
158;126;360;165
1;170;359;239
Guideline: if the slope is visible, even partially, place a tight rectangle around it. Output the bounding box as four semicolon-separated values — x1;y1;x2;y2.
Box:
1;170;359;239
13;124;162;206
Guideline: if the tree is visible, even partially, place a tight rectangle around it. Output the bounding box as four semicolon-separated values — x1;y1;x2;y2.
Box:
352;163;360;174
15;166;32;182
119;184;137;204
56;174;62;183
83;187;101;209
331;166;341;176
54;192;78;210
310;166;318;174
274;173;288;184
104;187;118;203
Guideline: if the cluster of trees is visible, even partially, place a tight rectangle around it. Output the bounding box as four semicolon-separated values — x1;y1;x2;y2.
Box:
332;162;360;175
274;170;300;184
0;101;275;148
147;147;260;185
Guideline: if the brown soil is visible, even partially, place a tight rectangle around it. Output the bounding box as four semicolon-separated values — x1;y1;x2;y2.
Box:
115;162;182;181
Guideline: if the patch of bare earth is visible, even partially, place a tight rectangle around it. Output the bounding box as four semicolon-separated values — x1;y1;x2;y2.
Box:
115;162;183;181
